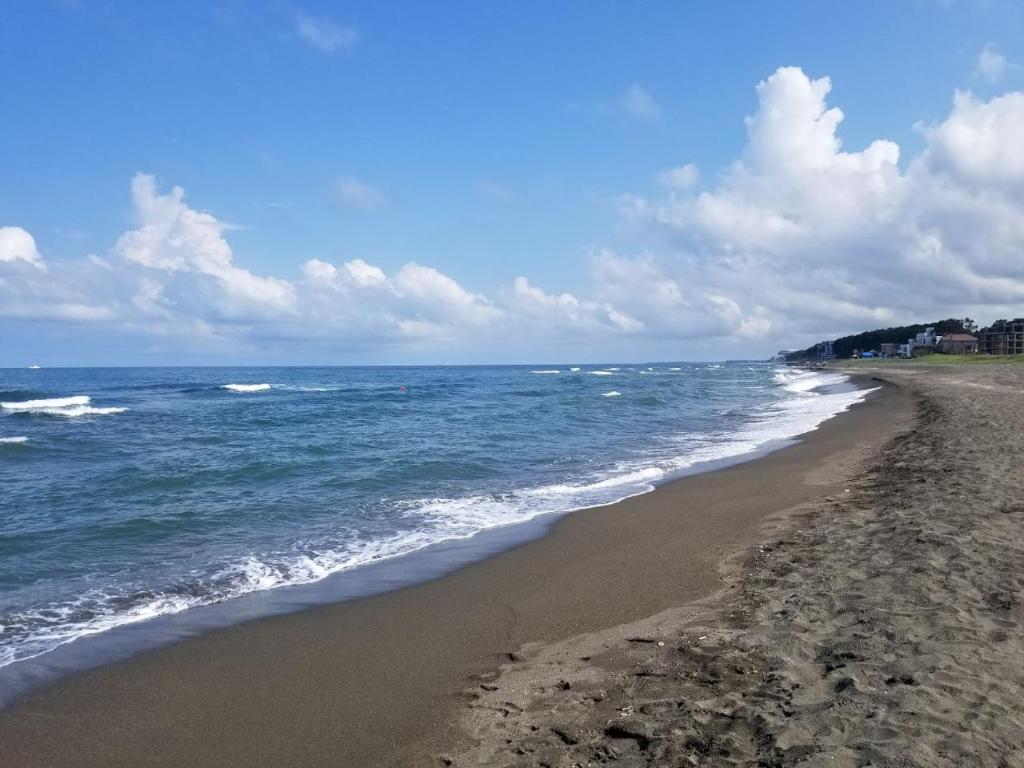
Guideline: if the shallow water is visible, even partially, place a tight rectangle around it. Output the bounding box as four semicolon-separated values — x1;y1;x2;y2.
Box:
0;363;867;672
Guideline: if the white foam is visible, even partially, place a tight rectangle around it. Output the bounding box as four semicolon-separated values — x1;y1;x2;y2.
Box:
589;370;613;376
0;436;28;444
602;391;621;397
569;367;581;372
0;366;876;671
669;367;682;371
530;370;560;375
2;396;89;410
0;396;126;417
0;530;456;671
222;383;271;393
47;406;127;417
773;368;847;394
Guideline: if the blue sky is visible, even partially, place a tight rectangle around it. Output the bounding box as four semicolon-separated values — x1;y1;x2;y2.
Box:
3;1;1024;365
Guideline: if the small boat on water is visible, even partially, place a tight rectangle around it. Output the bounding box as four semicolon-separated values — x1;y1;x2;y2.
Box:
28;365;41;370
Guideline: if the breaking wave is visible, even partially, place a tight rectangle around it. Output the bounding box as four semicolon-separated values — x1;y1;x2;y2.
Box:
1;396;126;417
221;383;272;393
0;364;874;672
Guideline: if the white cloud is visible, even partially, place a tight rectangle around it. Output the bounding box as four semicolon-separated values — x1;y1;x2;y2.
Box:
391;263;501;327
115;173;296;315
657;163;699;190
507;275;643;333
302;257;386;288
8;65;1024;361
621;83;662;121
0;227;45;269
296;14;356;52
619;65;1024;346
920;90;1024;188
0;232;118;322
976;43;1009;83
334;175;387;211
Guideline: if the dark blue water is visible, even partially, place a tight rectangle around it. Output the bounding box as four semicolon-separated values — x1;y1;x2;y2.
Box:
0;363;866;673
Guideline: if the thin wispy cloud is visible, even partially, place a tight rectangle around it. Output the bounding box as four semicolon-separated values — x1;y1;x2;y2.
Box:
477;180;515;201
621;82;662;121
295;13;357;52
657;163;699;190
334;175;387;211
976;43;1009;82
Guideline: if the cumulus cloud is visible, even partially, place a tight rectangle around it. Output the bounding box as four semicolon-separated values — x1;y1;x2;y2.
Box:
920;90;1024;188
7;65;1024;361
333;175;387;211
621;83;662;120
620;65;1024;346
0;233;117;322
507;275;643;333
295;14;356;52
115;174;296;316
0;227;45;268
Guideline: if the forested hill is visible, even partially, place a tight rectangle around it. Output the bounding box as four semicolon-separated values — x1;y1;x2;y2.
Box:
786;318;973;361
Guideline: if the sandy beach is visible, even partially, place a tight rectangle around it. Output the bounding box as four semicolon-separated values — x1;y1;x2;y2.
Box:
0;373;904;767
7;7;1024;766
454;362;1024;766
6;364;1020;766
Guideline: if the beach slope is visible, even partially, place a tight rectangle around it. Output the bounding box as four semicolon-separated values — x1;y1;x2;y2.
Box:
0;376;911;766
452;363;1024;766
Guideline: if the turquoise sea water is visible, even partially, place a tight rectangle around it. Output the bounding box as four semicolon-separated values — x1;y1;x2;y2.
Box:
0;363;868;676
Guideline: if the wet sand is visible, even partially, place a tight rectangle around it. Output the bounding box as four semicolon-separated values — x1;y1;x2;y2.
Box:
0;378;907;767
454;362;1024;766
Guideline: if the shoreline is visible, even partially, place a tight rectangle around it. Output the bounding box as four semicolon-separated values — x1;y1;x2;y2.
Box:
0;371;868;708
0;375;907;766
452;362;1024;765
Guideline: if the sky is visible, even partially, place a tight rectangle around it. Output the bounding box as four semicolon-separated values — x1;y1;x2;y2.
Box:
3;1;1024;365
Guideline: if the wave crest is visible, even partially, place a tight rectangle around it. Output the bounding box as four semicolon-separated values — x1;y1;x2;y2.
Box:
1;395;126;417
222;383;272;393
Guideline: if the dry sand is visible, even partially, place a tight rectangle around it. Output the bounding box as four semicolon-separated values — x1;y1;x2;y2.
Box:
0;371;953;767
452;362;1024;767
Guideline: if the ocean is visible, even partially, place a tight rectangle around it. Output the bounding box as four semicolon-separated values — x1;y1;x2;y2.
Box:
0;363;869;685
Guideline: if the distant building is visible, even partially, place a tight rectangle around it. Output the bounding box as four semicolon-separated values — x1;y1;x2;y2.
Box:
977;319;1024;355
908;326;940;357
940;333;978;355
880;343;899;357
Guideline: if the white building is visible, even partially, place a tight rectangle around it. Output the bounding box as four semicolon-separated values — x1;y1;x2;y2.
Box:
907;327;939;357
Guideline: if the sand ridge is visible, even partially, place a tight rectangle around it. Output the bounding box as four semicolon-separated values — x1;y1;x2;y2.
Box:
451;364;1024;767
